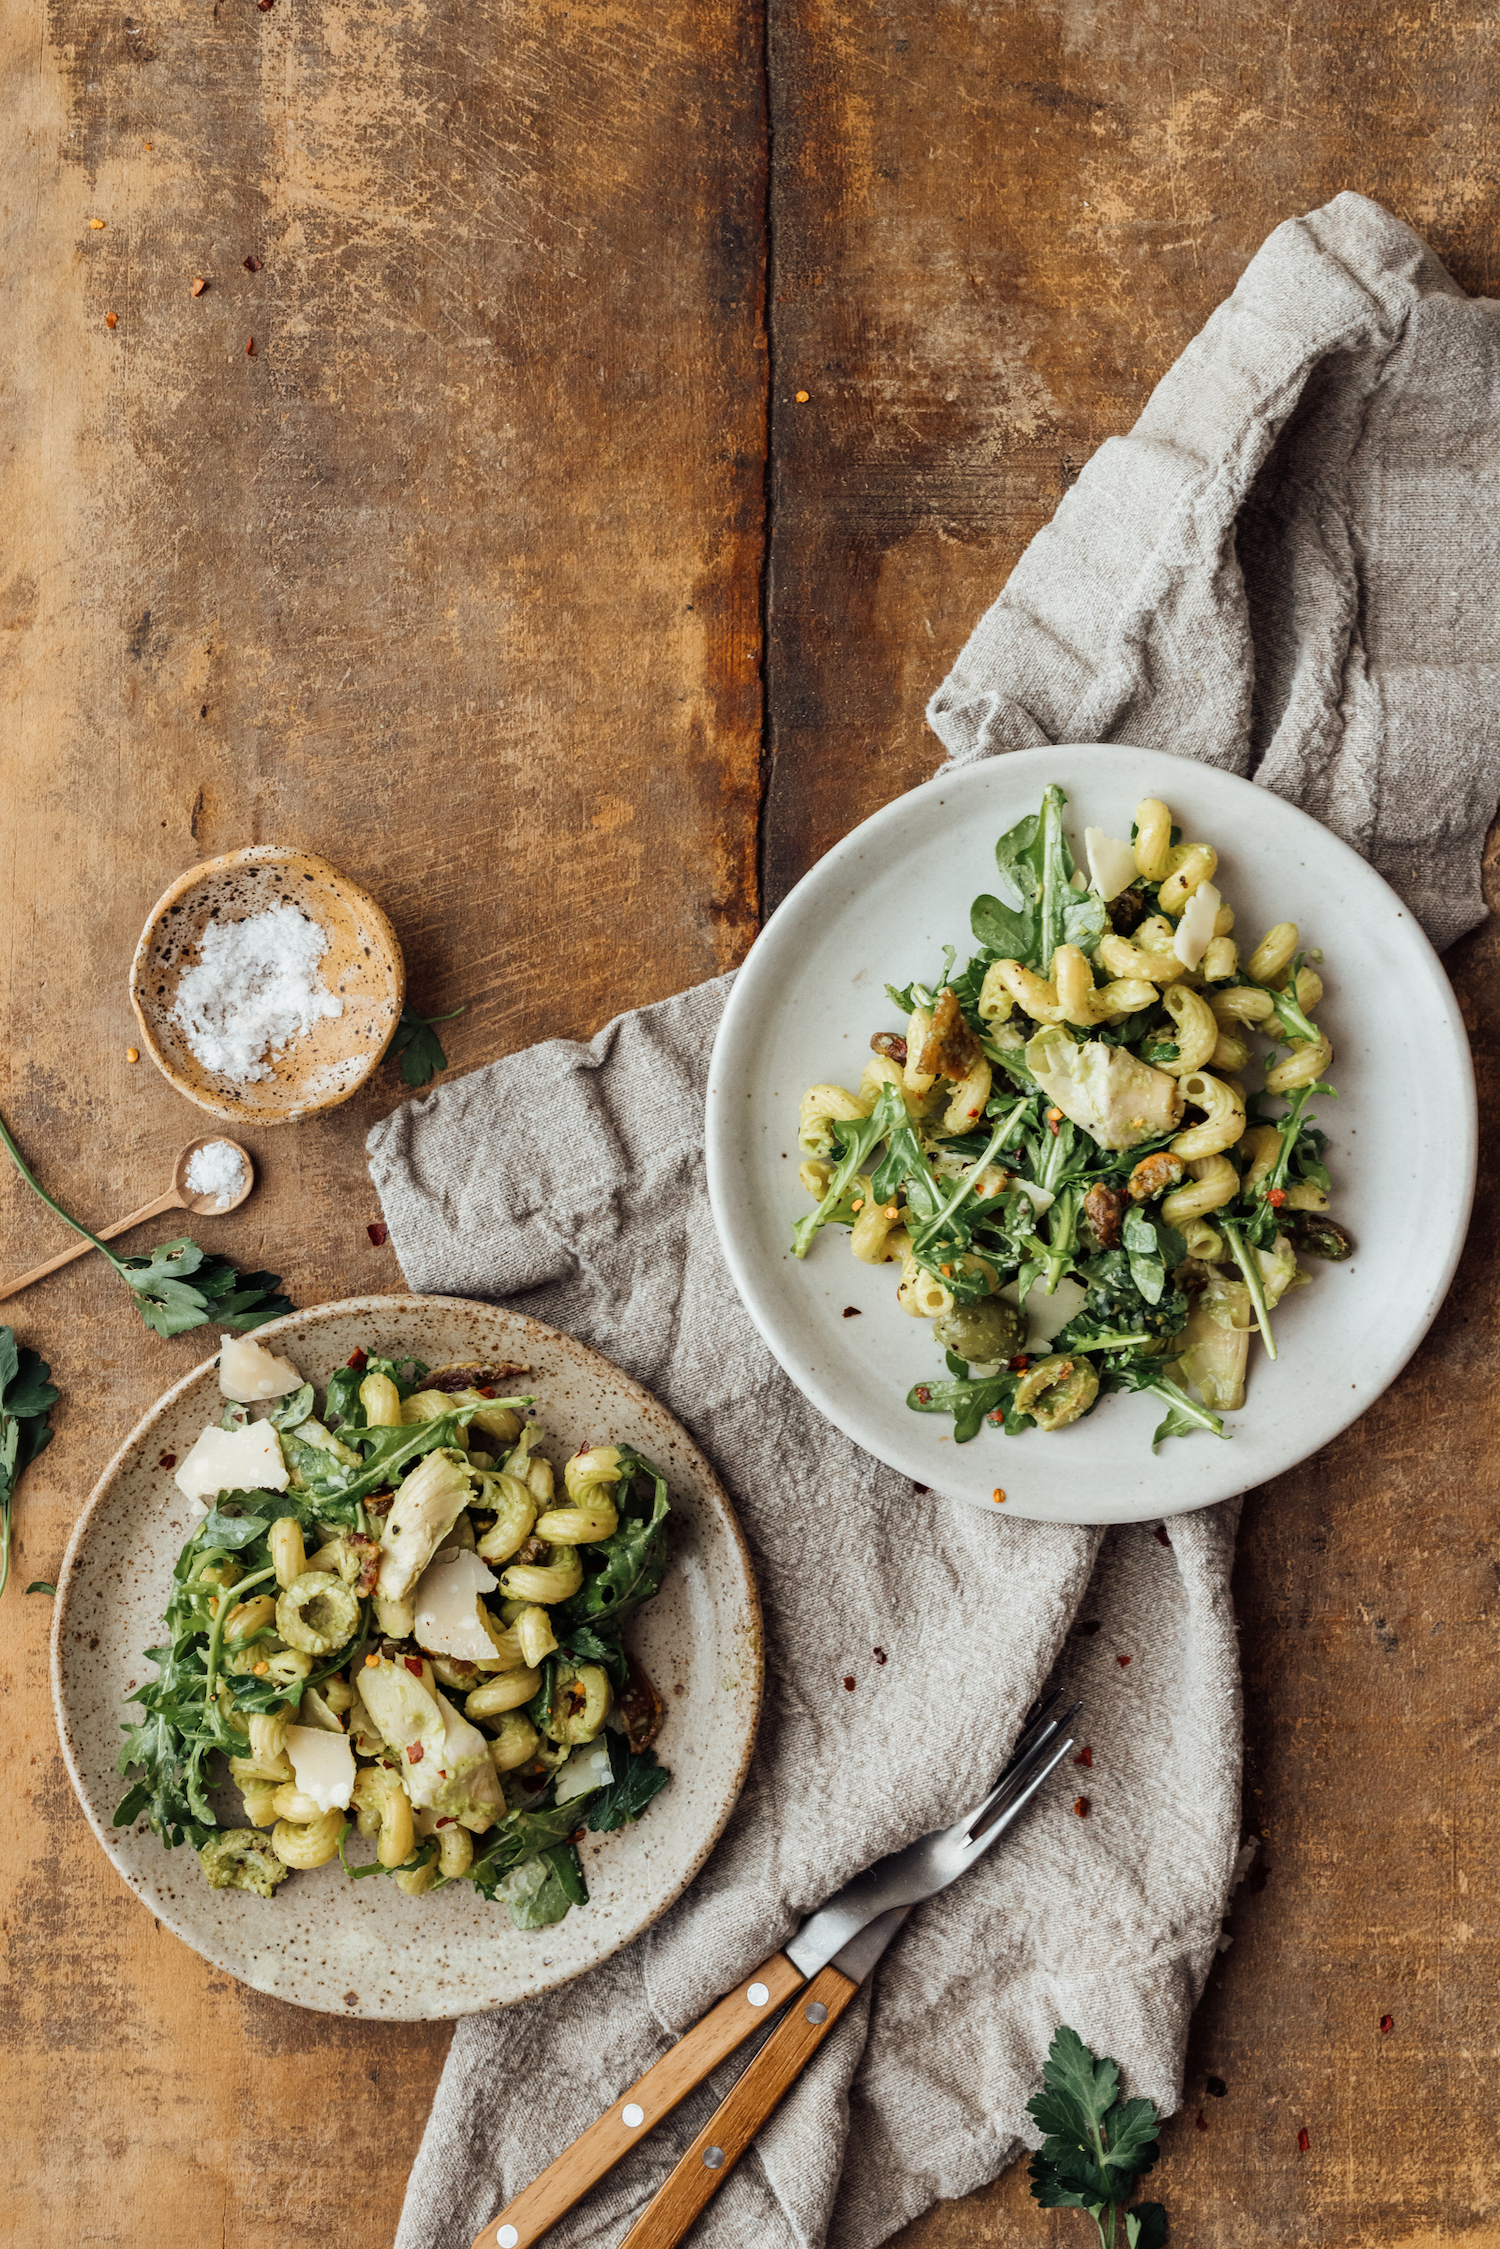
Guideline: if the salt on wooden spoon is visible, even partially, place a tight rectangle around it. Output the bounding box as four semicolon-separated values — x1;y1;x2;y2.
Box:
0;1137;255;1304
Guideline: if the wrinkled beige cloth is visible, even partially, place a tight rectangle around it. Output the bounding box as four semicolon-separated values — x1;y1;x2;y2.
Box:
377;192;1494;2249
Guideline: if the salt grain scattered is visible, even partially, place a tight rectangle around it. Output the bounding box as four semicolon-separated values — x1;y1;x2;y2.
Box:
185;1139;248;1205
173;902;342;1083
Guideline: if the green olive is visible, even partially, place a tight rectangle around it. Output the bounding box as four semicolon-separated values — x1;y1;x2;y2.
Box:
931;1298;1025;1364
1291;1213;1353;1261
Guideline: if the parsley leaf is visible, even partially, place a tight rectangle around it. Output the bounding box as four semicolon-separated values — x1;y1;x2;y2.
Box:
0;1325;59;1602
389;999;465;1088
0;1110;294;1340
1027;2025;1168;2247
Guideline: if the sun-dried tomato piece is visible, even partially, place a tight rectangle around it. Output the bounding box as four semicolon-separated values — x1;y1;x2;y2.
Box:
616;1655;664;1752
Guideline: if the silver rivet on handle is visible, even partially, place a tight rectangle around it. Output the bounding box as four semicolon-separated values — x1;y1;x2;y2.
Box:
703;2146;725;2170
805;2001;828;2024
622;2103;645;2128
497;2229;519;2248
746;1981;770;2006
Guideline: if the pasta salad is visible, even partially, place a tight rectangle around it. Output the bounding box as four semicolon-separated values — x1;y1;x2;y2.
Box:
114;1336;672;1930
792;783;1350;1450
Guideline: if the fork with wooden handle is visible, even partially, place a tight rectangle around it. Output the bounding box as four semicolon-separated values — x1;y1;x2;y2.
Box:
468;1696;1081;2249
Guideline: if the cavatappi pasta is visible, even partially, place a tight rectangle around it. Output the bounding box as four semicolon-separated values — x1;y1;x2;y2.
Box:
115;1342;673;1929
791;783;1350;1450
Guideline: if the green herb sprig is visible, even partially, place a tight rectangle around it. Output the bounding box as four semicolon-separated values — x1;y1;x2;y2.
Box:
389;999;465;1088
0;1326;58;1601
1027;2025;1168;2247
0;1110;294;1339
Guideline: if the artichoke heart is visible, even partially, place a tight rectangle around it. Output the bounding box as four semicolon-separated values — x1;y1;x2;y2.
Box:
376;1448;473;1601
1025;1027;1183;1152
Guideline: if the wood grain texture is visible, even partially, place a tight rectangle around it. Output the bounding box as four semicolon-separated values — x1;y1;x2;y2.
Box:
6;0;1500;2243
0;0;764;2242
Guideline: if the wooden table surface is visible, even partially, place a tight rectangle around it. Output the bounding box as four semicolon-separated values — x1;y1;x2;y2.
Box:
5;2;1497;2243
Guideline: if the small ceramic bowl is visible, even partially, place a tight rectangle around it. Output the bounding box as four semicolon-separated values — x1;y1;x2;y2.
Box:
130;846;405;1126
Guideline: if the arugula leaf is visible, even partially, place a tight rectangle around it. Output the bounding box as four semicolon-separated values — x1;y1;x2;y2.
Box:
283;1400;531;1522
1121;1205;1166;1307
1146;1376;1228;1448
25;1580;56;1596
792;1085;908;1258
587;1737;670;1831
983;787;1103;973
908;1365;1029;1444
467;1802;589;1898
389;999;465;1089
0;1326;58;1602
1026;2025;1166;2248
496;1845;587;1928
558;1620;631;1694
971;890;1035;960
558;1457;671;1629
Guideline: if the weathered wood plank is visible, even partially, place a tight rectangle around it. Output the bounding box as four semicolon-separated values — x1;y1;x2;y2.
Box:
0;0;765;2241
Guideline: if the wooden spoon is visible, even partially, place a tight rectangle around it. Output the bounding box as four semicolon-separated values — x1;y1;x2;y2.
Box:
0;1137;256;1304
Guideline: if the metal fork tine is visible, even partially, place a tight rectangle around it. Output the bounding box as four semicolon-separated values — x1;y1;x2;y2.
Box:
964;1729;1077;1853
962;1699;1082;1843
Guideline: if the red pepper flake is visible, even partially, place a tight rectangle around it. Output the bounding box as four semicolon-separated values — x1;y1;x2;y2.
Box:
914;1386;932;1406
1072;1795;1090;1818
405;1743;424;1764
477;1384;497;1398
987;1409;1005;1426
104;311;119;328
191;276;207;296
435;1816;453;1828
1076;1619;1102;1637
1297;2127;1310;2154
1046;1107;1063;1135
1154;1525;1171;1547
158;1451;177;1470
842;1306;862;1318
244;254;263;271
246;335;256;355
1380;2014;1394;2035
1074;1746;1092;1768
1267;1187;1287;1208
991;1488;1007;1505
347;1347;368;1370
873;1648;887;1664
404;1656;424;1678
1117;1654;1132;1668
1196;2109;1209;2131
842;1675;856;1691
367;1221;389;1246
1009;1354;1031;1373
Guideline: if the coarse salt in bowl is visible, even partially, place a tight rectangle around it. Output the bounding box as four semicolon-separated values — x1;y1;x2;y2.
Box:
131;847;405;1126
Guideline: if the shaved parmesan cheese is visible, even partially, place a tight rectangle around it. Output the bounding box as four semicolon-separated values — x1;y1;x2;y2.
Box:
218;1332;304;1403
174;1420;289;1513
1174;880;1221;968
1011;1178;1056;1217
554;1740;614;1805
1085;828;1138;903
285;1724;356;1813
413;1546;501;1662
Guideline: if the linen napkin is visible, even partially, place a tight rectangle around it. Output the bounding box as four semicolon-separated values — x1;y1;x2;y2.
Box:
375;190;1497;2249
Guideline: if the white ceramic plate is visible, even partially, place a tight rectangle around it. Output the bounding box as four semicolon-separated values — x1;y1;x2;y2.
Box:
706;746;1476;1523
52;1297;763;2019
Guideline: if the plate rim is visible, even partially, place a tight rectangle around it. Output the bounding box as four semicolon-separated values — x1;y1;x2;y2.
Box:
706;745;1478;1523
51;1292;765;2017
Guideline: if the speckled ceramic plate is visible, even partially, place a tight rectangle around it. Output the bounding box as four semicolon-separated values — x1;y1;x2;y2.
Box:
52;1297;763;2020
707;745;1477;1524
